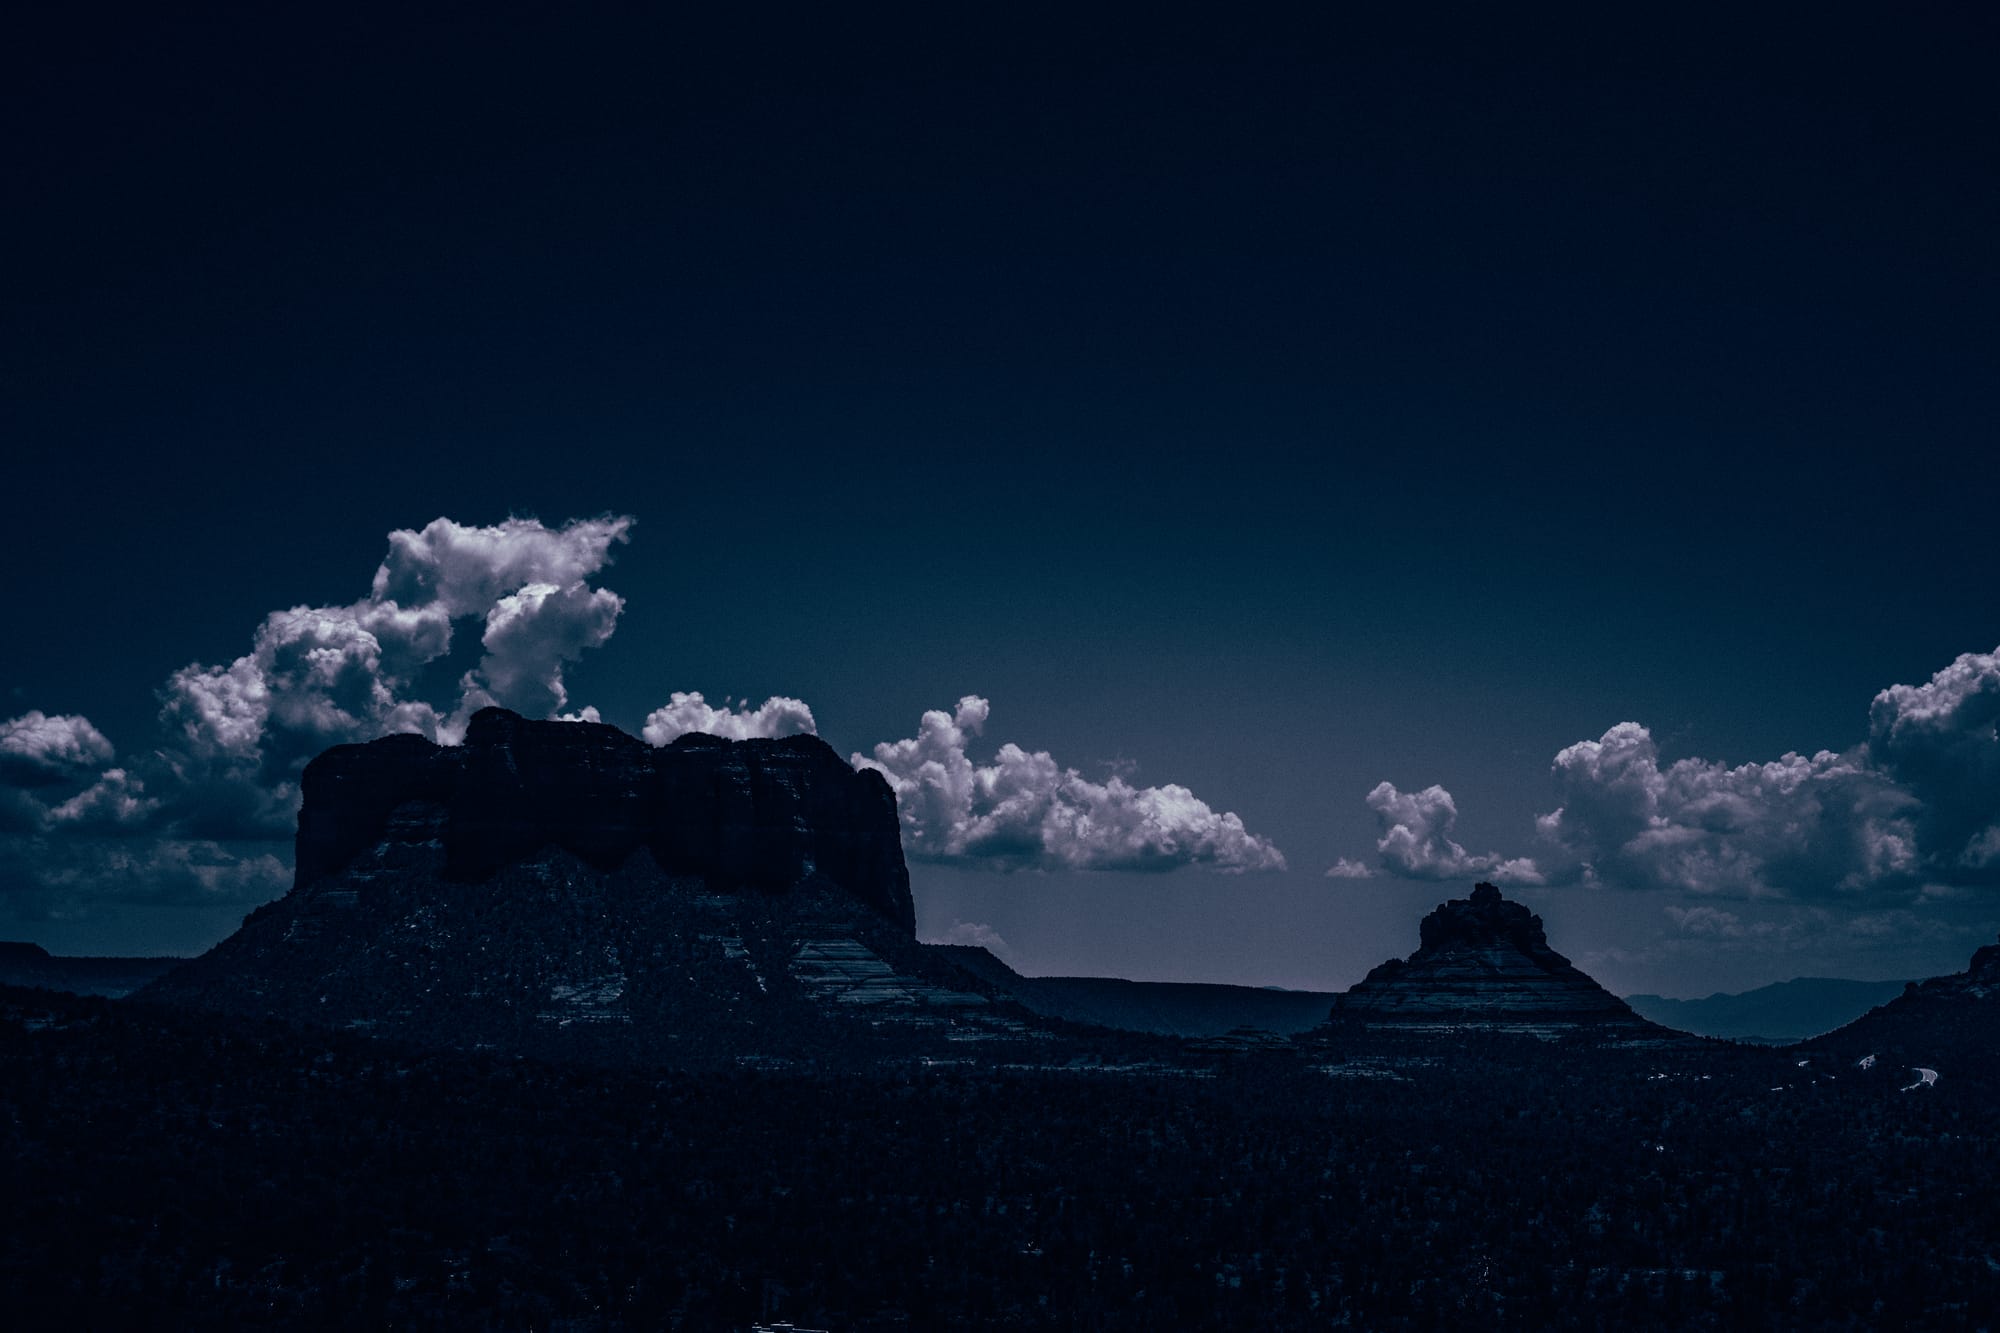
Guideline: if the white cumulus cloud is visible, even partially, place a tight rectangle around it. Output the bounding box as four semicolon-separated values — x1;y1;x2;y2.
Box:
3;514;634;924
1866;646;2000;874
641;692;818;745
1360;781;1544;884
152;514;633;831
1344;643;2000;908
369;514;633;618
0;711;116;786
854;697;1286;873
1533;722;1914;898
471;580;625;720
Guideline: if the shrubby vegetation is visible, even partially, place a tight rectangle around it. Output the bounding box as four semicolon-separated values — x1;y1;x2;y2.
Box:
4;985;1996;1330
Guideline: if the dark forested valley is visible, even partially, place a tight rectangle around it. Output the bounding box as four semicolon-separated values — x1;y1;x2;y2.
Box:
6;981;1996;1331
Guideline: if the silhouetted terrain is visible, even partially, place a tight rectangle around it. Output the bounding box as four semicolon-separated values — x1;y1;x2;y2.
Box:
141;711;1069;1068
0;942;181;998
1329;883;1664;1038
13;718;2000;1328
8;981;1998;1329
1625;977;1913;1042
1805;932;2000;1067
937;945;1337;1035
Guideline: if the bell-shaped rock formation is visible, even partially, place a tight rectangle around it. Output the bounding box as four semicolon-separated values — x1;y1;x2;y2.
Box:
1330;883;1657;1035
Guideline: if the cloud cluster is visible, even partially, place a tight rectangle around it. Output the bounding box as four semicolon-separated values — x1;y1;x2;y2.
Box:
0;712;115;787
2;515;633;923
0;713;280;920
149;514;633;835
0;713;138;837
855;697;1286;873
0;833;289;923
1532;723;1914;898
1866;647;2000;874
1362;782;1543;884
641;692;817;745
1341;644;2000;907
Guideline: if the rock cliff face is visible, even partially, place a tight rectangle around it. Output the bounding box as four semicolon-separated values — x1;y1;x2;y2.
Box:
139;710;1050;1066
1805;931;2000;1057
1330;883;1653;1033
295;707;913;932
1908;934;2000;1000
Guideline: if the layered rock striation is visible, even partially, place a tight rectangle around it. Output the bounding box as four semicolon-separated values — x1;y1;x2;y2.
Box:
138;710;1051;1066
1330;883;1653;1033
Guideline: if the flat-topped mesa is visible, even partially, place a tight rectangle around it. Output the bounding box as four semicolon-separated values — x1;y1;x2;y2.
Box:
1332;882;1646;1028
295;707;914;933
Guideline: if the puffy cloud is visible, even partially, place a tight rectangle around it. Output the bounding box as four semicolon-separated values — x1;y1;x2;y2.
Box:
1325;857;1375;879
1535;724;1918;899
1361;781;1544;884
155;513;633;818
641;692;817;745
48;769;160;833
370;515;633;617
161;657;271;762
0;713;154;837
1867;647;2000;872
1350;644;2000;907
471;580;624;718
4;514;633;926
0;712;115;786
855;697;1286;873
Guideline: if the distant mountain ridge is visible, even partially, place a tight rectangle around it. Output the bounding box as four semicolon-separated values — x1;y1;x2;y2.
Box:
1624;977;1912;1042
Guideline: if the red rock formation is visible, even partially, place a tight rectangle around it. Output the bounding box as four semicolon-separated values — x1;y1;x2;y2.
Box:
1331;882;1654;1031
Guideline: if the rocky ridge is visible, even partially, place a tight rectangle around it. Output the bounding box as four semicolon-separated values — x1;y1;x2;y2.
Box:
1329;882;1659;1036
1804;930;2000;1058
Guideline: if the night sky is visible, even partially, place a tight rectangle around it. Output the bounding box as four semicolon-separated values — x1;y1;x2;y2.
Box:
5;6;1996;996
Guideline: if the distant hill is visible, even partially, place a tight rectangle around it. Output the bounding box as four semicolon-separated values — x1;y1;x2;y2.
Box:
1802;931;2000;1062
1624;977;1912;1042
0;942;181;998
933;945;1337;1036
1325;882;1664;1038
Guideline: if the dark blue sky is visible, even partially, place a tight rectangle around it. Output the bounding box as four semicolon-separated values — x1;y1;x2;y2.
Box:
5;6;1997;993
